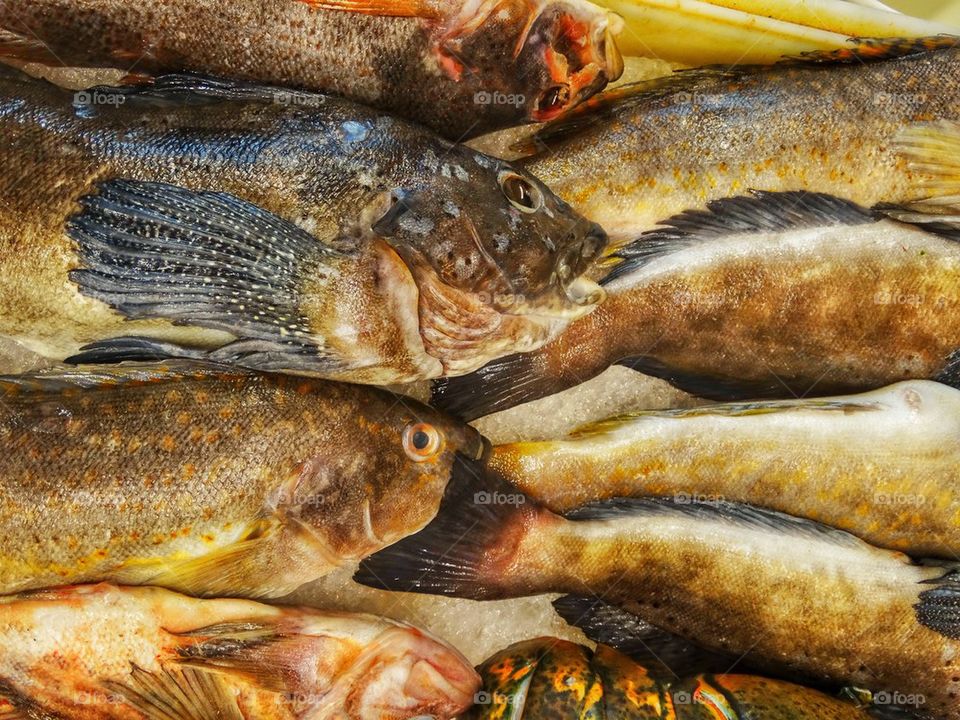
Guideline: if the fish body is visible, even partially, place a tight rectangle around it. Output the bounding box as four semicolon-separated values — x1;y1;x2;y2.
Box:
0;363;484;599
523;40;960;242
0;0;623;139
357;469;960;718
0;583;480;719
488;380;960;557
433;191;960;419
0;68;604;384
467;637;873;719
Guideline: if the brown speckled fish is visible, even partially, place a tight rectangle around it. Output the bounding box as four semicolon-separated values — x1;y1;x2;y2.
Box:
357;466;960;719
487;381;960;558
0;67;606;384
0;583;480;719
0;0;623;139
0;362;485;599
432;190;960;419
521;37;960;242
466;637;874;719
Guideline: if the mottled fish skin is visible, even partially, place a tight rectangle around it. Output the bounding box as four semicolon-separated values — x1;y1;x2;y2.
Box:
0;362;484;598
0;583;480;719
0;66;605;384
523;43;960;242
466;638;873;719
488;381;960;558
432;193;960;419
356;476;960;718
0;0;623;139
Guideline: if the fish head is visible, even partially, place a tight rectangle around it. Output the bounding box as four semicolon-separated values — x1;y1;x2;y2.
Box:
439;0;624;127
329;625;480;720
292;390;487;559
369;157;607;374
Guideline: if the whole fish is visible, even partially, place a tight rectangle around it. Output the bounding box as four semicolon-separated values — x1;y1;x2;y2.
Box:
467;637;874;719
0;583;480;719
0;67;605;385
0;0;624;139
521;37;960;242
487;380;960;557
0;362;485;599
433;190;960;419
357;467;960;719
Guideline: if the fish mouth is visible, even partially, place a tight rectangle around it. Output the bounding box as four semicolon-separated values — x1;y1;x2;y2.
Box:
526;3;625;123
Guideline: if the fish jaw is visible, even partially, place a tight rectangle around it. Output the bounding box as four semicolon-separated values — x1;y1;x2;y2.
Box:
304;625;480;720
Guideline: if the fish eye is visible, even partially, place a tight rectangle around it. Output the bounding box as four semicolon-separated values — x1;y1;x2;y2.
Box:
499;171;543;214
537;84;571;114
403;422;442;462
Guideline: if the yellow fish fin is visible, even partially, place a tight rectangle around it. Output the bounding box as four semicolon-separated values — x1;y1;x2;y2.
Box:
895;120;960;213
104;665;243;720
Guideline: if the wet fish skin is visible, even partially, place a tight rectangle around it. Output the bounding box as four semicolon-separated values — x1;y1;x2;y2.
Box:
0;0;623;139
0;362;484;599
466;637;873;719
356;467;960;719
0;583;480;719
432;191;960;419
0;67;605;384
522;40;960;242
488;380;960;558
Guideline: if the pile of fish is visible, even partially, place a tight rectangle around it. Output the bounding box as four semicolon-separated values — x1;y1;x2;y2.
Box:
1;0;960;718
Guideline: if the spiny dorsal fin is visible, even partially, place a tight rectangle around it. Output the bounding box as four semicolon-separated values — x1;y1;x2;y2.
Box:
789;34;960;64
602;191;876;284
567;398;881;438
564;496;870;550
105;665;243;720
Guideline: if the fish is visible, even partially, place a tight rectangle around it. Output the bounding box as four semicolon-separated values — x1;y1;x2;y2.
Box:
0;0;624;140
432;189;960;420
0;362;485;599
0;583;480;720
520;37;960;243
466;636;875;719
486;380;960;558
0;67;606;385
356;465;960;719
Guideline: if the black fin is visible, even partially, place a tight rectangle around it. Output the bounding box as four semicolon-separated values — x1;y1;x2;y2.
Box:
935;350;960;390
354;456;539;599
565;496;867;549
789;35;960;64
66;337;209;366
915;573;960;640
615;355;839;402
552;596;735;680
430;352;575;421
105;665;243;720
0;681;63;719
68;179;343;372
602;191;876;284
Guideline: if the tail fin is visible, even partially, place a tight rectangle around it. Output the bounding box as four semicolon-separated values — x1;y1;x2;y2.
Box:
354;456;540;599
431;352;574;422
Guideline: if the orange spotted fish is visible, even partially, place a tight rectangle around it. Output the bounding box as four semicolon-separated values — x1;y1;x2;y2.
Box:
0;0;623;139
0;583;480;719
465;637;873;719
0;362;485;599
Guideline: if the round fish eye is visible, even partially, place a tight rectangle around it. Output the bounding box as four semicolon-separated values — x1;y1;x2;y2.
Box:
403;422;443;462
537;84;571;115
499;171;543;214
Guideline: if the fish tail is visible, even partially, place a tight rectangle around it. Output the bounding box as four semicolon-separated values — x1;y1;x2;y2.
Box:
431;351;575;421
354;455;537;599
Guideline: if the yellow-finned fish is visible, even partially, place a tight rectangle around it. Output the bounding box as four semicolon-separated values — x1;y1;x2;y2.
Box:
466;637;874;719
357;463;960;719
0;362;485;599
487;381;960;557
0;583;480;719
0;66;606;384
0;0;624;139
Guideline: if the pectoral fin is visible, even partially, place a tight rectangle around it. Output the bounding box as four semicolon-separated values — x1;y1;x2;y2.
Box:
0;29;62;64
297;0;440;18
894;121;960;211
66;179;349;374
105;666;243;720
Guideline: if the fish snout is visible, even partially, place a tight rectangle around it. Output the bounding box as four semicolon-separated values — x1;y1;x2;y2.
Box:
554;223;608;306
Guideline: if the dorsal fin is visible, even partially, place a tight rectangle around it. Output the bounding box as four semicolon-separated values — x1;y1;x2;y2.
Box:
602;191;876;284
789;34;960;64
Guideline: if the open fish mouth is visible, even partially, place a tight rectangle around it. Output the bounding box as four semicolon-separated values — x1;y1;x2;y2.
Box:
524;2;625;122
